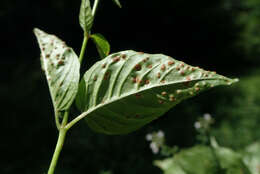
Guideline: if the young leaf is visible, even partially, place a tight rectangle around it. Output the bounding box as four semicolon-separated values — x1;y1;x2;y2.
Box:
76;50;238;135
34;28;80;112
91;34;110;59
112;0;122;8
79;0;94;33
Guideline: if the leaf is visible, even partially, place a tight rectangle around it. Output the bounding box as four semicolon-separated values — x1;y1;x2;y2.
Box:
112;0;122;8
91;34;110;59
76;50;238;135
211;139;251;174
79;0;94;33
243;142;260;174
154;146;219;174
34;28;80;112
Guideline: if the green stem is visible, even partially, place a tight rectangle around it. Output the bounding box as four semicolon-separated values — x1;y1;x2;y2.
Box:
92;0;100;17
79;33;89;64
47;111;69;174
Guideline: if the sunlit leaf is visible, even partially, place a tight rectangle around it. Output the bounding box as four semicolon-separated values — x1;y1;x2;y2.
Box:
76;50;238;135
79;0;94;32
91;33;110;59
112;0;122;8
34;28;80;113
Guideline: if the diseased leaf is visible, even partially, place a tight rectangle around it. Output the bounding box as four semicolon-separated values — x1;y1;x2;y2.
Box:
34;28;80;113
154;146;218;174
91;34;110;59
76;50;238;135
243;142;260;174
79;0;94;32
112;0;122;8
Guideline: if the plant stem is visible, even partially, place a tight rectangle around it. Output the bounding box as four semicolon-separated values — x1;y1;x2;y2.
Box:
47;111;69;174
92;0;100;17
79;33;89;64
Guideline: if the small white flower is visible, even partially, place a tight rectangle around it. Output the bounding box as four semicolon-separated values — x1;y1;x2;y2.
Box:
150;142;159;154
203;113;211;121
146;134;153;141
194;122;201;129
157;130;164;138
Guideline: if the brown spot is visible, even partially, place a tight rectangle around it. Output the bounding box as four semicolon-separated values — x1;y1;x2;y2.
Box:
145;79;150;85
102;63;107;68
138;52;144;54
145;57;149;61
158;100;164;104
137;79;143;84
104;72;110;80
157;72;161;78
58;60;64;65
168;61;175;65
161;64;166;71
186;76;191;81
195;87;200;92
135;93;141;98
160;80;166;84
121;54;127;59
93;75;97;81
180;71;185;75
113;56;120;63
191;67;196;71
161;91;167;96
134;64;142;71
132;77;137;83
169;95;175;102
46;54;50;58
59;82;63;87
180;63;185;67
42;47;45;51
147;64;153;69
176;66;180;71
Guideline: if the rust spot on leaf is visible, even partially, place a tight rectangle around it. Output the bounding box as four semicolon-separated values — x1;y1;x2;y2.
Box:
58;60;64;65
161;64;166;71
102;63;107;68
145;79;150;85
135;93;141;98
168;61;175;65
161;91;167;96
157;72;161;78
169;95;175;102
158;100;164;104
147;64;153;69
134;64;142;71
121;54;127;59
113;56;120;63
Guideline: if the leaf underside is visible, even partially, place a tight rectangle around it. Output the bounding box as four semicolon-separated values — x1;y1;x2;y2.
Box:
34;28;80;112
76;50;238;135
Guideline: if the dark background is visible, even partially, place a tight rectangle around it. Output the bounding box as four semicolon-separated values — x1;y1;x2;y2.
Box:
1;0;260;174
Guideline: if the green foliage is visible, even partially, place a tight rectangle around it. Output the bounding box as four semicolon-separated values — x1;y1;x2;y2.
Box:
155;144;252;174
243;142;260;174
212;73;260;149
154;146;219;174
79;0;94;33
76;50;237;134
33;28;80;113
112;0;122;8
91;34;111;59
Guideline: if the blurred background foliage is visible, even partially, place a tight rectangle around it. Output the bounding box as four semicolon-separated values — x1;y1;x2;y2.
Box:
1;0;260;174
